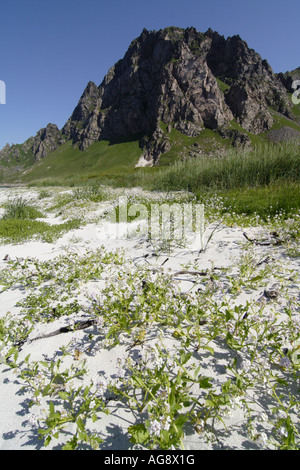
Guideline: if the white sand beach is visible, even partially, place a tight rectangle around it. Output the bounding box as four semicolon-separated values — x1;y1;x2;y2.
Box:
0;186;299;450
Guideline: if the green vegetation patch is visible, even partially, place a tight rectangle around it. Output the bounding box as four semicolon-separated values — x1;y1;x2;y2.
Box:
139;142;300;193
216;78;230;93
216;181;300;220
0;196;82;244
0;218;82;244
2;196;44;220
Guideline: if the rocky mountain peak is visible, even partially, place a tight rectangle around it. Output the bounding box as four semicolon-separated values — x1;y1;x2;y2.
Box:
1;26;298;171
60;26;293;164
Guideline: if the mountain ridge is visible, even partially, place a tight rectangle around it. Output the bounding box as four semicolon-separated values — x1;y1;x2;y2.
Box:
1;26;300;180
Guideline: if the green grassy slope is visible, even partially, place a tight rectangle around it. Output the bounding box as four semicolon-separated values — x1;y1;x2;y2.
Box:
17;137;143;185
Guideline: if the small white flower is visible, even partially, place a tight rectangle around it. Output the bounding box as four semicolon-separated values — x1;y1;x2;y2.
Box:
31;395;41;405
153;356;164;368
96;377;107;396
28;414;40;427
279;357;291;369
161;415;172;431
149;419;162;437
90;399;96;409
50;426;58;436
226;321;235;334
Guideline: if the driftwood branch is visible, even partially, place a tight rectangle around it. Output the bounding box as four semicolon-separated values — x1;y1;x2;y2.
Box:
243;232;283;246
16;319;97;350
173;270;208;277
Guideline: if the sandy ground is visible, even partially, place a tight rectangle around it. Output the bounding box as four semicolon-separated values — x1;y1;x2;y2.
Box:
0;186;299;450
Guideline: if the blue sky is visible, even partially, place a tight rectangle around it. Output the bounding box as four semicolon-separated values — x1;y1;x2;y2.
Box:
0;0;299;149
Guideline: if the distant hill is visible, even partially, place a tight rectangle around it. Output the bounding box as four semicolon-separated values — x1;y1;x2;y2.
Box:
1;26;300;184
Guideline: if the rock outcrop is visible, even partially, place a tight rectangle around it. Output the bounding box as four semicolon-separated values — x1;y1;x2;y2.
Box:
31;123;66;160
0;123;65;164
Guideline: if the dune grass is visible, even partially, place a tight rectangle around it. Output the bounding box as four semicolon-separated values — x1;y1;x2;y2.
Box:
125;142;300;219
139;142;300;191
2;196;44;220
0;195;82;243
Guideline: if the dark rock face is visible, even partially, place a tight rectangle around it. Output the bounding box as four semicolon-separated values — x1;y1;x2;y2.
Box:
62;27;292;164
62;28;234;162
62;81;101;150
206;31;292;133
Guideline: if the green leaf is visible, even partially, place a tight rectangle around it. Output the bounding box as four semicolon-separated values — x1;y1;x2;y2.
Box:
128;423;149;445
58;391;69;400
76;416;85;432
62;435;78;450
198;377;212;389
174;414;188;432
132;376;146;389
205;398;215;408
203;345;215;355
180;351;192;365
49;401;55;416
249;274;264;283
44;435;52;447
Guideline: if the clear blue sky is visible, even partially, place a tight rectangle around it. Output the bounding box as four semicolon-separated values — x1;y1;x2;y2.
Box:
0;0;299;150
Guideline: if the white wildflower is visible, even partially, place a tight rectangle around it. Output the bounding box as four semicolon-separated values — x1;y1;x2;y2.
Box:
279;357;292;369
226;321;235;334
28;414;40;427
148;419;162;437
96;377;107;396
161;415;172;432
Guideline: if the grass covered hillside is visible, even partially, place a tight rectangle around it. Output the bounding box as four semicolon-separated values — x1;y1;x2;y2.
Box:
17;138;143;186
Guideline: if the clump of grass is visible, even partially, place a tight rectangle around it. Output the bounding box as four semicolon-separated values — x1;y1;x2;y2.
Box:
38;189;52;200
2;196;44;220
72;184;108;203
